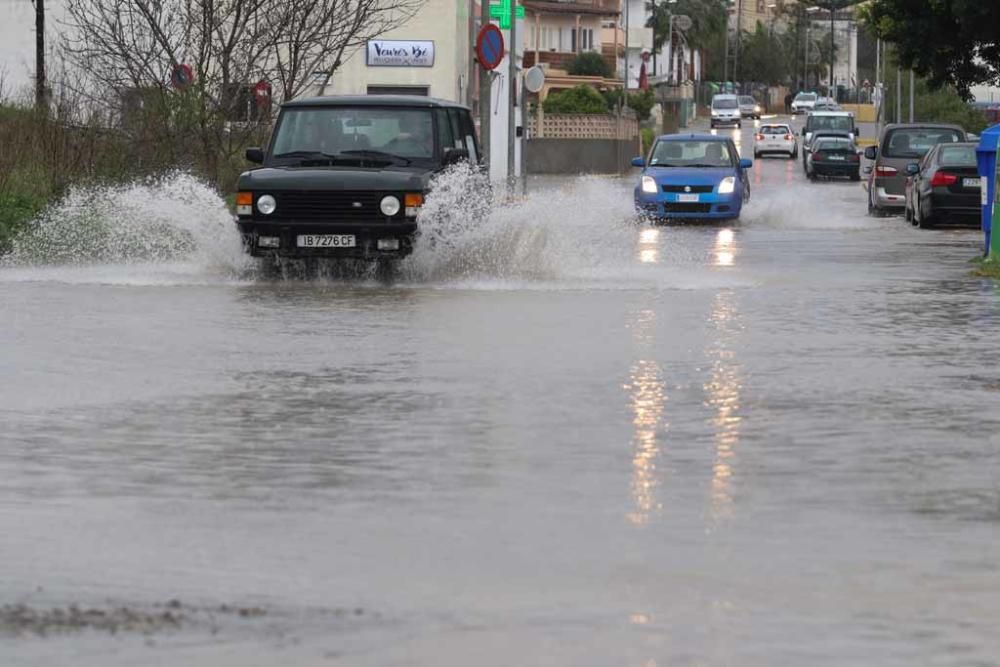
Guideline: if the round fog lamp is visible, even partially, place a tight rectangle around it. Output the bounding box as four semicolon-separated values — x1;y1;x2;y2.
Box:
380;195;401;217
257;194;277;215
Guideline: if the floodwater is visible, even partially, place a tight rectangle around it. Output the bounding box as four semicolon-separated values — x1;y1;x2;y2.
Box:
2;122;999;666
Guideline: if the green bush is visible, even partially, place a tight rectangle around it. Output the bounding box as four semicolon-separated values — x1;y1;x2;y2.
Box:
641;127;655;156
567;52;613;78
601;89;656;121
543;85;609;115
0;191;46;253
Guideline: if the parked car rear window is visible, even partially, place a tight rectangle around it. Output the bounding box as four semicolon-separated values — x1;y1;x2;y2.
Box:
938;145;976;167
761;125;791;135
650;140;734;167
814;138;853;151
883;128;963;158
713;97;738;109
809;116;853;132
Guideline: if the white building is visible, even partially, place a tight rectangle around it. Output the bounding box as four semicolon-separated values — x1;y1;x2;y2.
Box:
321;0;474;102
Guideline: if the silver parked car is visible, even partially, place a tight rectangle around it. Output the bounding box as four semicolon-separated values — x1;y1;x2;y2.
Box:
865;123;968;216
739;95;761;120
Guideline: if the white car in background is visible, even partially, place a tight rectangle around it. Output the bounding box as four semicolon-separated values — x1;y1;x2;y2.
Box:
791;92;818;115
710;94;742;128
753;123;798;159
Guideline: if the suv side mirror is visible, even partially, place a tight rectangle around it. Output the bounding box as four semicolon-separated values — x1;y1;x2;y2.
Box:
442;147;470;166
246;147;264;164
632;157;646;168
801;128;807;136
864;146;877;160
906;163;920;176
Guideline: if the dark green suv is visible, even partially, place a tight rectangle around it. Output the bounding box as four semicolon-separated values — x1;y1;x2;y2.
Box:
236;95;481;261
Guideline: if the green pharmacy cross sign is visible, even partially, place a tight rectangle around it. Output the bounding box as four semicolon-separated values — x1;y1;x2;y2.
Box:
489;0;524;30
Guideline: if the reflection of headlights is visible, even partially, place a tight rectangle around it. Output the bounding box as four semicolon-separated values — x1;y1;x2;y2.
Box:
718;176;736;194
641;176;658;194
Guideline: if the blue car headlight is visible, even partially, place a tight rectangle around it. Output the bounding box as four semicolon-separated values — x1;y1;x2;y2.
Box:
641;176;658;194
718;176;736;194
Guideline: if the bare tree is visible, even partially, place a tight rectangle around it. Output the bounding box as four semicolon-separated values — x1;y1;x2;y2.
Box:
59;0;422;184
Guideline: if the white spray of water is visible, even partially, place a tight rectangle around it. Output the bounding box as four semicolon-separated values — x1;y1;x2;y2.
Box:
404;164;753;290
0;172;249;285
0;166;759;290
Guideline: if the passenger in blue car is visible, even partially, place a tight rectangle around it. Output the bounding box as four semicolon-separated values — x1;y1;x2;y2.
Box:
633;134;753;222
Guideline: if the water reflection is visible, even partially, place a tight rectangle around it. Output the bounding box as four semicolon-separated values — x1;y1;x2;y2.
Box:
704;291;744;521
638;227;660;264
627;360;666;524
626;308;667;525
714;228;737;267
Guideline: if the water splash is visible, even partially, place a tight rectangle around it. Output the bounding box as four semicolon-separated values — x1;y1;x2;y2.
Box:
1;172;249;284
406;165;649;286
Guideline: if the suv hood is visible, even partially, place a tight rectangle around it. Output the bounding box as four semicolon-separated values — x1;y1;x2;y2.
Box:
239;166;429;191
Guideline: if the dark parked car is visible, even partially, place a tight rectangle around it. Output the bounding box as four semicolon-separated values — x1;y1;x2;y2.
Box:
805;136;861;181
235;95;480;264
864;123;967;216
904;142;982;228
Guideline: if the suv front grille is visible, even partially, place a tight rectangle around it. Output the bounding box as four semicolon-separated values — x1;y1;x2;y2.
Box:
268;191;400;221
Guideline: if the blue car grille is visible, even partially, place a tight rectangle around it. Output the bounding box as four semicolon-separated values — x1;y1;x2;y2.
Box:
664;203;712;214
662;185;714;193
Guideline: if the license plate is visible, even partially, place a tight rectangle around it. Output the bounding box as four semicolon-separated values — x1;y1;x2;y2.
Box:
828;155;845;161
677;194;700;203
297;234;356;248
963;178;980;188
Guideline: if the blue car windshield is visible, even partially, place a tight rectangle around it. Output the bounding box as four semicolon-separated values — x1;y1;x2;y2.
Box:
649;140;734;168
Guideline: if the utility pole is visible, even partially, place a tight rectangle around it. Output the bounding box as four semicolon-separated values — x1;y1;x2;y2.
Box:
35;0;48;110
507;0;517;190
734;0;741;84
895;65;901;124
479;0;491;169
908;69;915;122
829;4;835;94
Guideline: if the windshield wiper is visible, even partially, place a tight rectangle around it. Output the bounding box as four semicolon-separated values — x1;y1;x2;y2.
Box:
685;163;727;168
272;150;339;160
339;149;412;165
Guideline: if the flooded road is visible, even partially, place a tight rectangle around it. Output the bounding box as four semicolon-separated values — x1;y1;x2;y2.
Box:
3;121;1000;666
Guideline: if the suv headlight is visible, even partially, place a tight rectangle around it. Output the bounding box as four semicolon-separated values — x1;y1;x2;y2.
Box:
641;176;658;194
257;194;276;215
380;195;401;216
718;176;736;194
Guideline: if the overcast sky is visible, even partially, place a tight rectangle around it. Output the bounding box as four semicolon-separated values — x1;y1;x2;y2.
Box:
0;0;66;98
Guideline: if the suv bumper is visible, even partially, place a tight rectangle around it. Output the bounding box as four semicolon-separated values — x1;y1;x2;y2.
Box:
237;219;418;258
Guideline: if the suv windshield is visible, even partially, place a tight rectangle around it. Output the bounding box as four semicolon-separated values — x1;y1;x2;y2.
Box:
713;98;738;109
272;107;436;160
650;140;734;168
883;128;964;158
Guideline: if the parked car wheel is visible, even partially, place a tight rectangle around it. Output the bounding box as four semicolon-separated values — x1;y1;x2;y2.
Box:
850;171;861;182
915;198;935;229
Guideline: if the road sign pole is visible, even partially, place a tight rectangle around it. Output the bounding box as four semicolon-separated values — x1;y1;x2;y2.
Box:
479;0;491;171
507;0;517;191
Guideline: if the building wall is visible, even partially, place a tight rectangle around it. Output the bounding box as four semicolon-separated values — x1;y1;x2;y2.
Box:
526;15;604;54
325;0;472;103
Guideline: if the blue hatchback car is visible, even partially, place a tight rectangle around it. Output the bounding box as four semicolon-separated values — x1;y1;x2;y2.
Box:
633;134;753;222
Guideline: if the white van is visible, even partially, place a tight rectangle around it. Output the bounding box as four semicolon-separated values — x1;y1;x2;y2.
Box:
710;94;741;129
